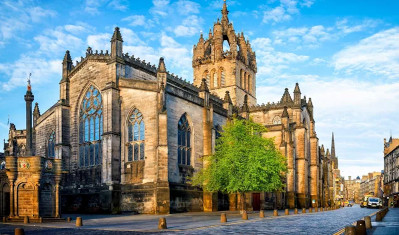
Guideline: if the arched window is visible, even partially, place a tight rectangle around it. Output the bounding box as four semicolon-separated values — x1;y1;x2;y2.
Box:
244;72;247;90
248;74;251;93
127;108;145;161
48;131;55;158
212;70;218;88
220;68;225;87
178;114;191;165
203;70;210;87
240;70;244;88
79;85;103;167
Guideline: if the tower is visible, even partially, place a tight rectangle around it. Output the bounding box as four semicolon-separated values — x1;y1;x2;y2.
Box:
331;132;338;169
111;27;123;58
192;0;257;107
24;75;34;156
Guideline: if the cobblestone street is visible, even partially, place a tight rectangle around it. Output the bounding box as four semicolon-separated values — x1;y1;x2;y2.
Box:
0;205;381;234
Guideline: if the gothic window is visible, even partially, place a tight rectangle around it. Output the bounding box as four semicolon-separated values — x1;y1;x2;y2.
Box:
273;116;281;125
240;70;244;88
248;74;252;93
244;72;247;90
127;108;145;161
212;70;218;88
79;85;103;168
178;114;191;166
48;131;55;158
203;70;210;87
220;68;225;87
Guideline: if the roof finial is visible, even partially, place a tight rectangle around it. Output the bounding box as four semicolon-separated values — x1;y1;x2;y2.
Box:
222;0;229;23
27;73;32;91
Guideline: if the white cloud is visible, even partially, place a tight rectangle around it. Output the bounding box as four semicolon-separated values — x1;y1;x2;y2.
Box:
336;19;379;34
29;6;56;22
34;27;83;55
0;55;61;91
173;15;203;37
87;33;111;51
122;15;147;27
150;0;171;17
120;28;145;46
273;25;333;48
108;0;128;11
333;27;399;79
262;0;314;24
176;0;200;15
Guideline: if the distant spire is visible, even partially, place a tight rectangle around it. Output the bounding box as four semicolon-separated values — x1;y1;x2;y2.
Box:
199;78;209;92
331;132;336;158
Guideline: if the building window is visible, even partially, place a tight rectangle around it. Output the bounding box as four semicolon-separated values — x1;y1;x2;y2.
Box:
203;70;210;87
178;114;191;165
212;70;218;88
220;69;225;87
273;116;281;125
79;85;103;167
127;108;145;161
248;74;251;93
48;131;55;158
240;69;244;88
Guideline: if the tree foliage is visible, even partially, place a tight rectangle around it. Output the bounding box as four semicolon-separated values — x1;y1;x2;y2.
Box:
192;117;287;195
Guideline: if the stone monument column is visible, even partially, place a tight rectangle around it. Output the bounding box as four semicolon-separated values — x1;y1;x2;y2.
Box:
24;77;34;156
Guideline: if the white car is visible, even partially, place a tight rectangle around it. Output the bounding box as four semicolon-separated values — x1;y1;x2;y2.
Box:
367;197;382;208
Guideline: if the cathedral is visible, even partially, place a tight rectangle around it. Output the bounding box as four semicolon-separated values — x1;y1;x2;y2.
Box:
0;1;340;218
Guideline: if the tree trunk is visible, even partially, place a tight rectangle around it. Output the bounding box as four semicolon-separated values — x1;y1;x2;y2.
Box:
240;192;246;213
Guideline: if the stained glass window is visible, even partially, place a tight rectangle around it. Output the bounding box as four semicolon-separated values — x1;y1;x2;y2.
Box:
178;114;191;165
127;108;145;162
79;85;103;167
48;131;55;158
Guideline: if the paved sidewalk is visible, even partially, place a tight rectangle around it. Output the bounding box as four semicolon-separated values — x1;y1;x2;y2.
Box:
370;208;399;235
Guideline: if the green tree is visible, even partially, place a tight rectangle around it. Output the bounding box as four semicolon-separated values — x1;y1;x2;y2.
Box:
192;117;287;211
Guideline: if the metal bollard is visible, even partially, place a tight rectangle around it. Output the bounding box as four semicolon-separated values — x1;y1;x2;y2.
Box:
242;211;248;220
355;220;366;235
76;217;83;227
344;225;356;235
259;210;265;218
285;209;289;215
273;209;278;216
364;216;372;229
158;217;167;229
14;228;25;235
23;216;29;224
294;208;298;214
221;213;227;223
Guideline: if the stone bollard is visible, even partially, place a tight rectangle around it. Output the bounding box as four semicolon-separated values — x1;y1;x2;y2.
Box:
355;220;366;235
320;207;323;212
344;225;356;235
221;213;227;223
76;217;83;227
242;211;248;220
39;217;43;223
67;217;71;222
376;212;382;221
14;228;25;235
23;216;29;224
294;208;298;214
273;209;278;216
364;216;372;229
315;207;318;212
2;217;6;223
309;207;312;213
302;208;306;214
158;217;167;229
285;209;289;215
259;210;265;218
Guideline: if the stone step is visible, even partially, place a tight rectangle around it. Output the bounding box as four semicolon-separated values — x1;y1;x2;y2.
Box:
3;217;66;223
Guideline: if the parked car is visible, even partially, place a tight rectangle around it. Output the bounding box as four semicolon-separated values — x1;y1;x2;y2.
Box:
367;197;382;208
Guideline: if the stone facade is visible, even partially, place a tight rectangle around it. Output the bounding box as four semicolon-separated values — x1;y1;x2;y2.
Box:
384;137;399;207
344;176;361;203
0;1;340;217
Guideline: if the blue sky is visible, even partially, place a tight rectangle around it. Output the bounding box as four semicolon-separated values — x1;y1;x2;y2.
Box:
1;0;399;179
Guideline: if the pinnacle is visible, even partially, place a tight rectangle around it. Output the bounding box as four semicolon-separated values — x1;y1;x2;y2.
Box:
63;50;72;62
157;57;166;73
111;26;123;42
294;82;301;93
199;78;209;91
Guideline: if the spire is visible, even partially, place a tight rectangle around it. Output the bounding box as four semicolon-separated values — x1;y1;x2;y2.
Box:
331;132;336;158
62;50;72;81
320;144;325;154
221;0;229;23
199;78;209;92
157;57;166;73
280;88;293;104
111;27;123;42
111;27;123;57
294;83;301;105
33;102;40;117
326;148;330;157
24;73;34;156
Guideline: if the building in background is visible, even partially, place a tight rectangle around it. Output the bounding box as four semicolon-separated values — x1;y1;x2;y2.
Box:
359;171;383;201
344;176;361;203
384;137;399;207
